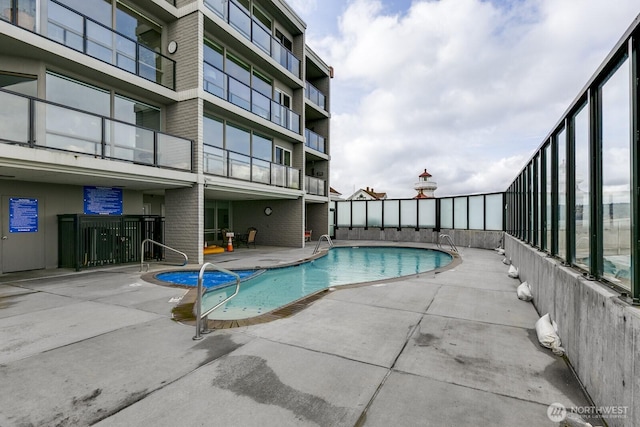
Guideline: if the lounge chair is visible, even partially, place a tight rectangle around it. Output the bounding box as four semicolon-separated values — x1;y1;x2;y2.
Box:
237;227;257;248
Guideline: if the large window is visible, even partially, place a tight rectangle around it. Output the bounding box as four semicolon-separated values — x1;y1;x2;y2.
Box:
226;124;250;155
600;58;631;289
114;94;160;130
46;72;110;116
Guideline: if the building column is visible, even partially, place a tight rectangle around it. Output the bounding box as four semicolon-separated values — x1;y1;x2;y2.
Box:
164;184;204;265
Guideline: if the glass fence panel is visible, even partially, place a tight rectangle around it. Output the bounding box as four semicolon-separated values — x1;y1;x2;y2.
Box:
48;2;84;51
367;201;382;227
251;90;270;120
252;159;270;184
86;20;113;63
229;152;251;180
204;0;226;19
157;133;192;170
352;201;366;227
600;58;631;289
485;194;503;230
469;195;484;230
252;21;271;54
44;103;102;154
204;145;226;175
544;143;552;251
229;78;251;110
418;199;436;228
229;2;251;39
204;63;226;98
454;197;468;229
271;163;286;187
441;198;453;229
400;200;417;227
337;202;351;227
106;120;154;164
574;105;590;269
0;91;29;143
115;34;136;74
384;200;400;228
557;128;567;260
289;167;300;189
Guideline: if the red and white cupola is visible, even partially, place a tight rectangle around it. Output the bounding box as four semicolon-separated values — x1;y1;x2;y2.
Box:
413;168;437;199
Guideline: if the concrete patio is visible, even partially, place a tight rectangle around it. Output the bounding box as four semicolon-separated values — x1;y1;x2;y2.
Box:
0;242;594;426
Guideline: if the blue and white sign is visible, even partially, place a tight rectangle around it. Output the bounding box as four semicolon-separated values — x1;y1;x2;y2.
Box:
84;186;123;215
9;198;38;233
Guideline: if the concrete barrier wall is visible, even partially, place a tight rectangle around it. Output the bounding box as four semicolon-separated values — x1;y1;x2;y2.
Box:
504;234;640;427
334;228;503;250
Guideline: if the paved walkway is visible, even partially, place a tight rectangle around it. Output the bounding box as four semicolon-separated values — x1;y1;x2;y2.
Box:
0;242;592;426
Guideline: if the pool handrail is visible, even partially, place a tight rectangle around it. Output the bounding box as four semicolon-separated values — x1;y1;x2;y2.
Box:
313;234;334;254
193;262;241;340
140;239;188;272
437;234;458;253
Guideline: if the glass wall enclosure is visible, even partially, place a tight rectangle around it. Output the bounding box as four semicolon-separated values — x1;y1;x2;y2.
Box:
203;114;300;189
3;0;176;89
204;0;300;78
204;40;300;133
506;31;638;302
334;193;503;231
0;88;192;170
305;175;326;196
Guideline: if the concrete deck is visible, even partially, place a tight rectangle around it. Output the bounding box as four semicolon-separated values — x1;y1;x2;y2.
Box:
0;242;594;426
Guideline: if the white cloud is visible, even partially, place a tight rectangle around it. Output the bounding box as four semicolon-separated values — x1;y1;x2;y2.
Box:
301;0;640;198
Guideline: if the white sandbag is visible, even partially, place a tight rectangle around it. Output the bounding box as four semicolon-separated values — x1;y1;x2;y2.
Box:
516;281;532;301
502;257;511;265
496;247;505;255
535;313;565;356
507;265;519;278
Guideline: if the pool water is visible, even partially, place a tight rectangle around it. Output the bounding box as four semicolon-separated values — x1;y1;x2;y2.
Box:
157;269;260;289
199;246;452;320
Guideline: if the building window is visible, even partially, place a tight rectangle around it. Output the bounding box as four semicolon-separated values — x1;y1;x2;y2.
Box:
275;146;291;166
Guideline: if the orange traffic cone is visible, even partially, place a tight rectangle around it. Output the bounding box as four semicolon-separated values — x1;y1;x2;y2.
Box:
227;236;234;252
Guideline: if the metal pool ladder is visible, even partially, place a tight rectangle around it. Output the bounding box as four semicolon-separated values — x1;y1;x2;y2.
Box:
193;262;241;340
313;234;334;254
438;234;458;253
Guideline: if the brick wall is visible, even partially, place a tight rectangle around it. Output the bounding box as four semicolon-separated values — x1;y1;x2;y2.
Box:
164;185;204;264
232;199;303;247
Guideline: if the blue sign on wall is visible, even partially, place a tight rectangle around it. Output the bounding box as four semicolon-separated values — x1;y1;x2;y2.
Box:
83;186;123;215
9;198;38;233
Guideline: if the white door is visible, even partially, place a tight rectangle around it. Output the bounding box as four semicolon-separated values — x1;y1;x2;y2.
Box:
1;195;46;272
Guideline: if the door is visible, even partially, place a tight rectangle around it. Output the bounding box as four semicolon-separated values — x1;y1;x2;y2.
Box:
1;195;46;272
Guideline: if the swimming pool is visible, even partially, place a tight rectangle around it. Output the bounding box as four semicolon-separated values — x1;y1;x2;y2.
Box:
163;246;453;320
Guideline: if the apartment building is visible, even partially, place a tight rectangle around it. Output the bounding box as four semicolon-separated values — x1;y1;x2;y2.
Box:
0;0;331;273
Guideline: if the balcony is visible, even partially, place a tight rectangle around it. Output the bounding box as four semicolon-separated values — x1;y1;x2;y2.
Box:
305;176;326;196
304;128;326;154
0;1;176;90
305;82;326;111
204;145;300;190
204;0;300;78
0;89;192;171
204;61;300;133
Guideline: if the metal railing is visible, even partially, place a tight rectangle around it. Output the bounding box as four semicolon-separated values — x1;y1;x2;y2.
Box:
313;234;334;254
203;61;300;133
438;234;458;253
305;128;326;153
193;263;241;340
139;239;188;272
305;82;326;110
305;175;326;196
0;88;193;171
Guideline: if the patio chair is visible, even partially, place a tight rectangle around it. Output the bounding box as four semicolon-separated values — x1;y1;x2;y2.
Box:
237;227;257;248
304;229;312;242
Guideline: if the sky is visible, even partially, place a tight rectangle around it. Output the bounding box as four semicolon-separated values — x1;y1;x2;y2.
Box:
287;0;640;198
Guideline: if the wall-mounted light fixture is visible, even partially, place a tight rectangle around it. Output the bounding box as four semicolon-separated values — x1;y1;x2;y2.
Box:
167;40;178;54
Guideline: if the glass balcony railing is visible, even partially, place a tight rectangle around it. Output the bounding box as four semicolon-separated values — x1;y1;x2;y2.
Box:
204;0;300;78
0;89;192;171
305;175;326;196
203;145;300;190
204;61;300;133
304;128;326;153
28;1;176;90
305;82;326;110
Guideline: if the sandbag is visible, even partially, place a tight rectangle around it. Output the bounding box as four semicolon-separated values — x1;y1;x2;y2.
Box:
507;265;519;278
502;257;511;265
516;281;532;301
535;313;565;356
496;247;505;255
